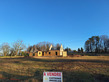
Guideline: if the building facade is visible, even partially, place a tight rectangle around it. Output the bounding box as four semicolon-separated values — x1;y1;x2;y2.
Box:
29;44;67;57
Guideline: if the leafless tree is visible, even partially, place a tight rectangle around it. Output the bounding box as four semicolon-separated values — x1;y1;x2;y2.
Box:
27;46;33;52
1;43;10;56
10;48;16;56
13;40;26;55
56;43;61;50
36;42;52;51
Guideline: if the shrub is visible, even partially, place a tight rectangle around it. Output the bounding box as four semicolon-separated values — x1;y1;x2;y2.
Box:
21;52;29;57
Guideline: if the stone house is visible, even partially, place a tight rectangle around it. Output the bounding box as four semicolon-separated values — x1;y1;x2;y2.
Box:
29;44;67;57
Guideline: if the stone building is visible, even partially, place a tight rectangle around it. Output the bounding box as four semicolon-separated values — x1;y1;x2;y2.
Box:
29;44;67;57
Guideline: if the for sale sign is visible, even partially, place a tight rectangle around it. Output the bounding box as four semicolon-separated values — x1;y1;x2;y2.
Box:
43;72;63;82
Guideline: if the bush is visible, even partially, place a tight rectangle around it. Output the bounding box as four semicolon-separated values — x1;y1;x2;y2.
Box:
24;53;29;57
21;52;29;57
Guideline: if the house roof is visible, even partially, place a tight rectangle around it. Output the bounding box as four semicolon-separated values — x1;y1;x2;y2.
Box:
30;47;38;53
51;47;58;50
49;44;64;51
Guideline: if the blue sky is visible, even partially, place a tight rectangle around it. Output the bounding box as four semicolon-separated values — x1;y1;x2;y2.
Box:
0;0;109;50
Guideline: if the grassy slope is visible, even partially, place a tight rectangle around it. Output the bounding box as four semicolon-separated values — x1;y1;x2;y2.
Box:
0;56;109;82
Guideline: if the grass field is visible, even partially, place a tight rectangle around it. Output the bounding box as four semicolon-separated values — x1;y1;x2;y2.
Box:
0;56;109;82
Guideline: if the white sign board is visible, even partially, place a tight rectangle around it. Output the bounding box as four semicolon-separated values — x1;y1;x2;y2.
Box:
43;72;63;82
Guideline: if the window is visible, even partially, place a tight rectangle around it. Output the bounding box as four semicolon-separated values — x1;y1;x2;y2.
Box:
42;52;44;56
55;52;57;55
49;52;51;54
33;54;35;56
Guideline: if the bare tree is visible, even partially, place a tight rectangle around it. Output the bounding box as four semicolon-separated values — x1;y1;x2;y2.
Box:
1;43;10;56
36;42;52;51
10;48;16;56
27;46;33;52
13;40;26;55
46;43;50;51
56;43;61;50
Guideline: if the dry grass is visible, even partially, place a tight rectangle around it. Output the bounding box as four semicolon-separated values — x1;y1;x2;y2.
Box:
0;56;109;82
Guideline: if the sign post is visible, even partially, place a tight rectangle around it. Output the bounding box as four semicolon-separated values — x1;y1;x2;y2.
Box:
43;72;63;82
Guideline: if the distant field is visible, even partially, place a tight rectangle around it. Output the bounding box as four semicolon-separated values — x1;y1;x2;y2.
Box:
0;56;109;82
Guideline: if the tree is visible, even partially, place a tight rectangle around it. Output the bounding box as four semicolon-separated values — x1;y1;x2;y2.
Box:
94;36;100;53
10;48;16;56
89;37;95;52
65;47;71;53
13;40;26;55
78;48;81;53
46;43;50;51
85;35;109;53
107;39;109;49
35;42;52;51
27;42;52;52
81;47;84;53
1;43;10;56
56;43;61;50
85;40;90;52
73;50;77;53
27;46;33;52
100;35;109;53
36;44;41;51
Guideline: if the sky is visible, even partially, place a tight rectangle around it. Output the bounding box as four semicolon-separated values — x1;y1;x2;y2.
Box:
0;0;109;50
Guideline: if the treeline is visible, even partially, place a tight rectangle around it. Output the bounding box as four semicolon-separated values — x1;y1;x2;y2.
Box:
0;41;65;56
27;42;62;52
0;40;26;56
1;35;109;56
85;35;109;53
